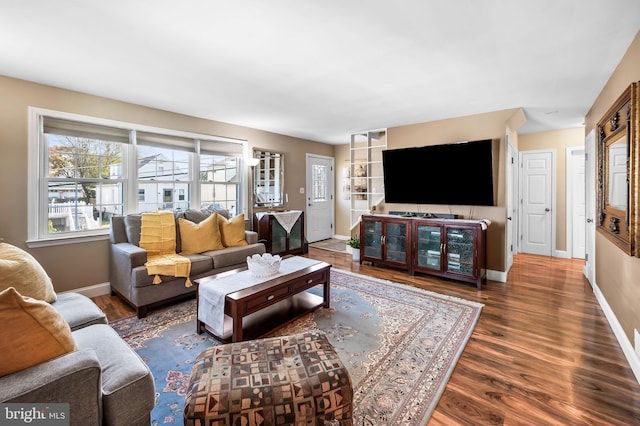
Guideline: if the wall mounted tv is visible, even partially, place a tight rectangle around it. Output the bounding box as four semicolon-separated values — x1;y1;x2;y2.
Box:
382;139;494;206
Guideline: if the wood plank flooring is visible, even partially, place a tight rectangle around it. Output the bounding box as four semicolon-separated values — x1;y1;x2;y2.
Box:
92;249;640;425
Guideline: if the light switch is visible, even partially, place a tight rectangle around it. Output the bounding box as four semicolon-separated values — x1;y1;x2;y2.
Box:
299;187;304;194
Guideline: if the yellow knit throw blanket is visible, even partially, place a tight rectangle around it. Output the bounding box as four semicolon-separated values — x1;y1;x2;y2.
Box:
139;211;192;287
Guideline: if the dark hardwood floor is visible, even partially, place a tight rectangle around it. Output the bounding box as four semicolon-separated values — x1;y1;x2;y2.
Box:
93;248;640;425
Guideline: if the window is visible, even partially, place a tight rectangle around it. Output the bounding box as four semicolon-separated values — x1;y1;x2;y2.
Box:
42;117;128;237
312;164;328;202
200;154;240;212
29;109;248;245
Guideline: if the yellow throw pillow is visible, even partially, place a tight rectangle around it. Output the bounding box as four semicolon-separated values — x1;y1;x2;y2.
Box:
219;214;248;247
0;243;57;303
0;287;77;377
178;213;224;254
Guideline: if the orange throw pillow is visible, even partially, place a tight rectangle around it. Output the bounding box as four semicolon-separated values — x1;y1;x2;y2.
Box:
0;287;77;377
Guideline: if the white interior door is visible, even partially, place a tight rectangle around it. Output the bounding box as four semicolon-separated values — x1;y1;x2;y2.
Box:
306;154;334;243
584;130;596;284
506;136;518;271
569;148;586;259
520;150;554;256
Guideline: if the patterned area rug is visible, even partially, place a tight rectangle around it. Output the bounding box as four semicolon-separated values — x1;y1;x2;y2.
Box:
111;269;482;426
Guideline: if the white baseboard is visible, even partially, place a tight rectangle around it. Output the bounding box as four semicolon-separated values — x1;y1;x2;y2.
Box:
487;269;507;283
590;278;640;384
332;234;350;240
59;282;111;298
553;250;571;259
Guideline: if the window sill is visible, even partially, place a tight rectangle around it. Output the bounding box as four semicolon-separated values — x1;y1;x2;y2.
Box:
26;232;110;248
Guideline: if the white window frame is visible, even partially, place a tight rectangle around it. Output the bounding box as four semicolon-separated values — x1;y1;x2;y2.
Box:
27;107;249;247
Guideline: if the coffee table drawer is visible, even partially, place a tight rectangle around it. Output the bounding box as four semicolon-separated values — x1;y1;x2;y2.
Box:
244;285;290;311
289;270;328;292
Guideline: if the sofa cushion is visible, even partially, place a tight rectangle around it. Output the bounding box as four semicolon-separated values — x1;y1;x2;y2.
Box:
0;243;57;303
52;292;108;331
206;243;266;269
124;214;142;246
73;324;155;426
0;287;77;377
219;214;248;247
178;213;224;254
183;209;211;224
130;254;213;288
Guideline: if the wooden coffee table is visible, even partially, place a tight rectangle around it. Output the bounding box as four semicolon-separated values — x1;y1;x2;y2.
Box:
194;258;331;342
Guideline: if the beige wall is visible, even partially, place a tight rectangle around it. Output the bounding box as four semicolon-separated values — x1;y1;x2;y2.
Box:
519;128;585;252
334;143;352;237
0;75;333;292
585;31;640;344
381;109;520;272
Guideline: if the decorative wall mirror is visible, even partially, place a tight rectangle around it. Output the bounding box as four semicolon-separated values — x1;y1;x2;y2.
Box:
597;81;639;256
252;150;284;208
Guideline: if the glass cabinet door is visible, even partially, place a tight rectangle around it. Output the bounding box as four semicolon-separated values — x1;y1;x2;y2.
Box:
446;227;474;275
271;218;287;254
385;222;407;263
416;224;441;270
289;217;302;250
363;220;383;259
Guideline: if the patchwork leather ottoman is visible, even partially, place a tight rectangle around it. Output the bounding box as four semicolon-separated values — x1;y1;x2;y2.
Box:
184;331;353;426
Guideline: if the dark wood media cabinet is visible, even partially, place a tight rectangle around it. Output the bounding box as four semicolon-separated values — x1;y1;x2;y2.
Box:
360;214;489;288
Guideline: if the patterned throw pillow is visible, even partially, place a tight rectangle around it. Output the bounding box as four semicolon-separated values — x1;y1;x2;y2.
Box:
0;287;77;377
0;243;57;303
219;214;248;247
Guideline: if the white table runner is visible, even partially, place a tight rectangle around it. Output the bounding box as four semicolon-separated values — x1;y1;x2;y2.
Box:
198;256;323;336
255;210;302;234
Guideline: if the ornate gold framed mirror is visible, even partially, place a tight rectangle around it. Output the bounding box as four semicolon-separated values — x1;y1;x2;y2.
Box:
597;81;640;256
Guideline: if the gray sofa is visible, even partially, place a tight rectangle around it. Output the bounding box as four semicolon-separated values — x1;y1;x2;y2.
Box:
109;209;265;318
0;292;155;426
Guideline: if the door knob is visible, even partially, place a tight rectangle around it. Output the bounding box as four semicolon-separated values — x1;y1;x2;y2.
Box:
545;208;550;212
507;217;512;221
587;218;593;223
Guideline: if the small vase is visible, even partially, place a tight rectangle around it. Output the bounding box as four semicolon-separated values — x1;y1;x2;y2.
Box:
352;248;360;262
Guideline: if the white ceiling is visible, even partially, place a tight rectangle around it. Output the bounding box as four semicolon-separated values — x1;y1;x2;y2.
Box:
1;0;639;144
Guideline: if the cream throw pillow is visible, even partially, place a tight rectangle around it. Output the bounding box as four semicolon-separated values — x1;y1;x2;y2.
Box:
178;213;224;254
0;243;56;303
0;287;77;377
219;214;248;247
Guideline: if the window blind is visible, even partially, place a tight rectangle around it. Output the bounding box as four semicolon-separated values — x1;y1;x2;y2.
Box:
136;131;195;152
200;138;244;156
42;117;130;143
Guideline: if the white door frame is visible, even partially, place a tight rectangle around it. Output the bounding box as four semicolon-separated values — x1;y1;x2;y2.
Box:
506;135;519;271
584;130;596;284
519;149;556;256
567;146;586;259
305;153;335;242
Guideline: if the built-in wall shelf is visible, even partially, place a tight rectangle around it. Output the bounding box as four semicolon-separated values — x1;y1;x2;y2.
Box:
349;129;386;230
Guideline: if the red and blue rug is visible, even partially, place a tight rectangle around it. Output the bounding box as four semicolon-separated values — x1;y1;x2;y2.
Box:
110;268;482;426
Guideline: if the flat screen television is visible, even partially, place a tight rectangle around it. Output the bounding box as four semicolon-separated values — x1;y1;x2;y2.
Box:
382;139;494;206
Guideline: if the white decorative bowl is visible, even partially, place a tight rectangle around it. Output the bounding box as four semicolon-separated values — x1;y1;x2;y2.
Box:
247;253;281;277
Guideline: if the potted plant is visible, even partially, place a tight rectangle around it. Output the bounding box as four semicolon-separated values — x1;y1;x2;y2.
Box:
348;234;360;261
